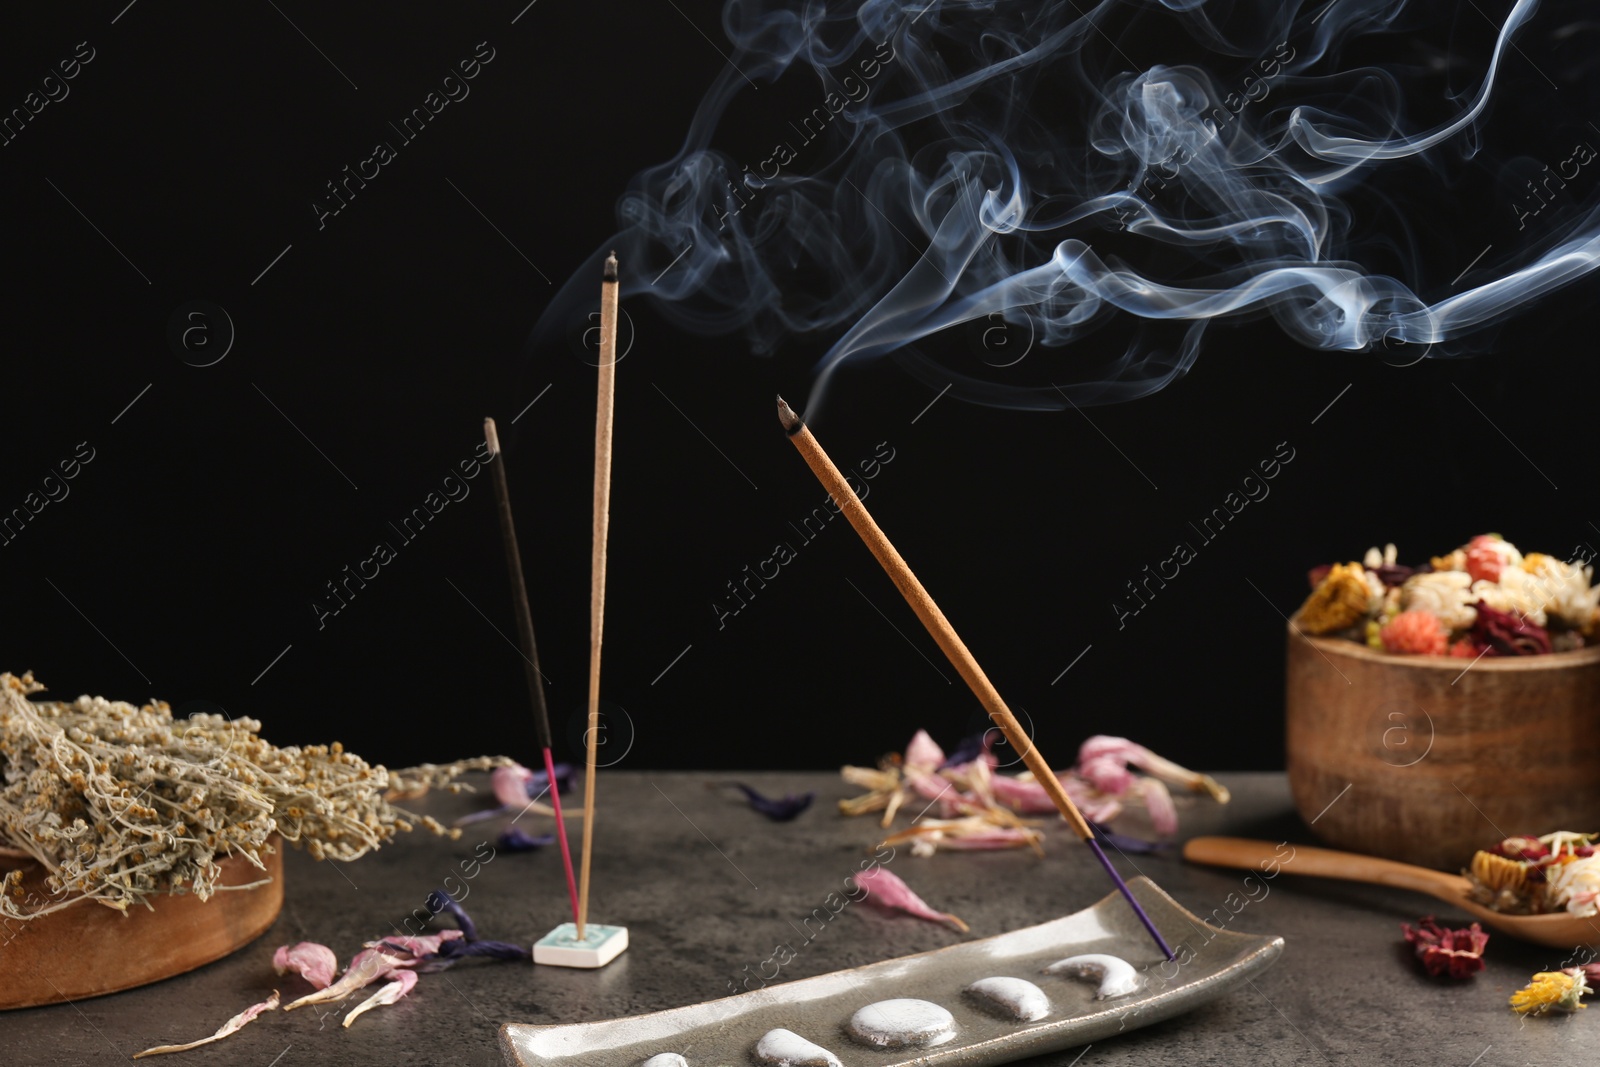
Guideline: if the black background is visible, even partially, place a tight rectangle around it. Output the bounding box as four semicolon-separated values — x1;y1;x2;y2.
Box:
3;2;1595;775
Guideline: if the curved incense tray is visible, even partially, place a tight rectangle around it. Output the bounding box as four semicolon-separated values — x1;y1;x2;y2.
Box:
500;876;1282;1067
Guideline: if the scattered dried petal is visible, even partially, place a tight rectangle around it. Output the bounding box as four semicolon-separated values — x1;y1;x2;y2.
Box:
851;865;969;933
1401;917;1488;978
342;968;418;1028
133;991;279;1057
272;941;338;989
425;889;479;941
497;827;557;851
731;783;815;822
283;948;404;1010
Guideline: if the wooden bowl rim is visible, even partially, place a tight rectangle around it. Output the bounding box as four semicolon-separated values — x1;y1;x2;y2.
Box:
1286;618;1600;671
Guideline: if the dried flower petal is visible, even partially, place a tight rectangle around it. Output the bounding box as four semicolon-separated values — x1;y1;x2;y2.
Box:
492;766;537;808
904;730;945;771
342;968;418;1028
425;889;479;941
497;827;556;851
133;991;280;1057
284;948;404;1010
369;930;464;959
272;941;338;989
851;865;969;933
731;783;815;822
1401;917;1488;978
1090;822;1167;854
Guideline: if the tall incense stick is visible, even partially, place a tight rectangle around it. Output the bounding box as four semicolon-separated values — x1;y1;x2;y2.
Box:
577;252;619;939
775;396;1175;960
483;416;581;929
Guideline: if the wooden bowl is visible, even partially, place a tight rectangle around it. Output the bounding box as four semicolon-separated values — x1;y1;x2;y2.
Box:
0;841;283;1010
1286;623;1600;870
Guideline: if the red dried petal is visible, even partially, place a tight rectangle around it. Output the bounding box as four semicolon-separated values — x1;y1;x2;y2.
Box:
1401;917;1489;979
1472;603;1551;656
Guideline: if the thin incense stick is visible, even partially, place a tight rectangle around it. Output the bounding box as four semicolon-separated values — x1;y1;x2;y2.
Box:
577;252;620;938
775;396;1175;960
483;417;581;928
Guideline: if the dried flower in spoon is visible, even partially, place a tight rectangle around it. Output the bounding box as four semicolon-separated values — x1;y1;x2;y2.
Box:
133;991;280;1058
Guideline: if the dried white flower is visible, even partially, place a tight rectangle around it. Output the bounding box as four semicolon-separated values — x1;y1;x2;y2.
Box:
1401;571;1477;632
1519;556;1599;632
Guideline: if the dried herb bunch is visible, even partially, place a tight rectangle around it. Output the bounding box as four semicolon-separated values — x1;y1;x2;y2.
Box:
1;672;511;920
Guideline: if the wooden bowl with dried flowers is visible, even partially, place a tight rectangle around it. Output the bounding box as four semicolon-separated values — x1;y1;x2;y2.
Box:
1286;538;1600;870
1;837;285;1010
0;672;506;1010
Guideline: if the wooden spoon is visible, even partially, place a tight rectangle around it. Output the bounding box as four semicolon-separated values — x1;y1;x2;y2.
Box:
1183;836;1600;949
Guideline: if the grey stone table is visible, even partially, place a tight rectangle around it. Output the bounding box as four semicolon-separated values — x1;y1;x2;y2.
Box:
2;773;1592;1065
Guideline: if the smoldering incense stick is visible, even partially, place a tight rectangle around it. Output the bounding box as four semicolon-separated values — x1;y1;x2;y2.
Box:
483;417;582;929
774;396;1175;960
577;251;620;939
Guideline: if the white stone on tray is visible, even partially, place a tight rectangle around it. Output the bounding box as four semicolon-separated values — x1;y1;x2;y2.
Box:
641;1055;688;1067
845;998;957;1048
964;976;1051;1021
1043;953;1140;998
754;1028;843;1067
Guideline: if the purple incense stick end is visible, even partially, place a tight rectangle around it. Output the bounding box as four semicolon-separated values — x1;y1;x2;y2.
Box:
1085;836;1176;960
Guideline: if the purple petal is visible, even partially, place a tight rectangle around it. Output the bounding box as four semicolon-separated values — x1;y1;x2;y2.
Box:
938;731;993;769
496;827;556;852
527;763;574;796
733;783;814;822
425;889;480;941
438;938;530;961
1090;821;1169;854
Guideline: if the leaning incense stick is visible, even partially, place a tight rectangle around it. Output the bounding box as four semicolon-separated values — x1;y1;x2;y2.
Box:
775;396;1175;960
577;252;620;939
483;416;581;929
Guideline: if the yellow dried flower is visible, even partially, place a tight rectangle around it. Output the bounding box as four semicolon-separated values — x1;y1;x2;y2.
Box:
1298;563;1372;635
1511;969;1591;1015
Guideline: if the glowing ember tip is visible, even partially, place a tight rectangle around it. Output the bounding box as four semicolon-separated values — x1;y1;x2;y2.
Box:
602;251;618;282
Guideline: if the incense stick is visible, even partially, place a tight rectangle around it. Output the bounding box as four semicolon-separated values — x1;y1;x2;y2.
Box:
577;252;620;939
483;417;582;929
775;396;1175;960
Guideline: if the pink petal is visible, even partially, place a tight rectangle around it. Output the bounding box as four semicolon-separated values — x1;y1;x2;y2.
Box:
989;773;1057;813
283;948;405;1011
491;765;536;808
134;992;280;1057
342;968;419;1029
929;828;1040;850
368;930;465;959
851;865;969;933
1076;736;1147;795
904;730;945;771
1137;778;1178;836
272;941;339;989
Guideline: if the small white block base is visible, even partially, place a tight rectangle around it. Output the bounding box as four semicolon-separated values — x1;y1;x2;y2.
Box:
533;923;629;968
